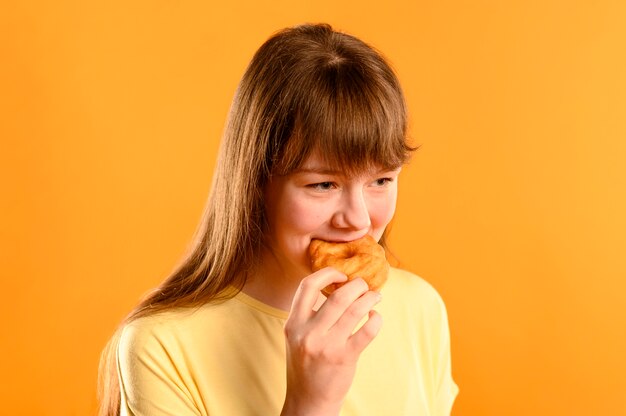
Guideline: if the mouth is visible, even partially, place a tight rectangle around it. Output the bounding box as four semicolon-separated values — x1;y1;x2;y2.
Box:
310;234;370;244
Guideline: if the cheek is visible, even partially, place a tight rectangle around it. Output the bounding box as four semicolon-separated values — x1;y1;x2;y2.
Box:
369;190;398;230
273;196;330;237
272;198;332;270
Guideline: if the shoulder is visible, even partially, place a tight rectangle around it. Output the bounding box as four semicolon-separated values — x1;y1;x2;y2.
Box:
117;304;226;389
118;309;190;361
385;268;447;307
382;267;451;325
120;299;231;350
118;295;258;359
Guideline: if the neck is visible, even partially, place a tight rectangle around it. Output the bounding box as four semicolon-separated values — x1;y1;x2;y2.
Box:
242;248;309;311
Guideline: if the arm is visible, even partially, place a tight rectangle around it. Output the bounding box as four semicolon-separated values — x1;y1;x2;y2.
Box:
281;268;383;416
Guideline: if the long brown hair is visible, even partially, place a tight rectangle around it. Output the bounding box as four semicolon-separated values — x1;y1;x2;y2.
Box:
98;23;414;415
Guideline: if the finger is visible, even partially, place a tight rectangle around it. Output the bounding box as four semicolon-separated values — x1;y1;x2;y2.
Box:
347;310;383;355
312;277;369;330
329;291;382;339
288;267;348;322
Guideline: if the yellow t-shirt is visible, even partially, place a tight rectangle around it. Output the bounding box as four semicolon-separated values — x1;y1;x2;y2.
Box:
117;268;459;415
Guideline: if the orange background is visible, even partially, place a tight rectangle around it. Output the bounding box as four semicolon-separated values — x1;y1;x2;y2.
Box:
1;1;625;415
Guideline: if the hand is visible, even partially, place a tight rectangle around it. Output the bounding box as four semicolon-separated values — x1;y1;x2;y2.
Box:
281;267;383;416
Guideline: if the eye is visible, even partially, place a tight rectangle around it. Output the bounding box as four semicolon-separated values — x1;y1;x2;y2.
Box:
307;181;336;191
372;177;394;187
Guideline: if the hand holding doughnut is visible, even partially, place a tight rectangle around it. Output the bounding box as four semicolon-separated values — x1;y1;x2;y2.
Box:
282;268;383;415
309;235;390;296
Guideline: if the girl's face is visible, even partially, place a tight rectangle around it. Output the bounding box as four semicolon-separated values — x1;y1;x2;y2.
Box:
263;152;401;281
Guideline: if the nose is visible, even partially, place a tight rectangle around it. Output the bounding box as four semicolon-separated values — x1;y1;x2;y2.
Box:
331;188;371;231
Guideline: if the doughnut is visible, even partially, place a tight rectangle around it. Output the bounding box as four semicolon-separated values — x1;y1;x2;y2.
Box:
308;235;389;296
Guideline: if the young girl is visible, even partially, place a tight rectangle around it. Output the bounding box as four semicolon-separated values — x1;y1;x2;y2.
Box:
99;23;458;416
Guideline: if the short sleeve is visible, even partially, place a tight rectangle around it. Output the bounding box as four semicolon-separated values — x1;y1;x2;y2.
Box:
432;293;459;415
117;320;201;416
